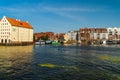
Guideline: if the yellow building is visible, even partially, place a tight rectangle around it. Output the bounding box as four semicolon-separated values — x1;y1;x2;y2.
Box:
63;34;69;43
0;16;33;44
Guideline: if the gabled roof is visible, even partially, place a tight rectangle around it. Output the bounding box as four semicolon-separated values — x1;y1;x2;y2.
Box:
6;17;33;29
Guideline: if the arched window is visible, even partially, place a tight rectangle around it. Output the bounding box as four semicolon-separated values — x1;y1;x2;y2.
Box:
97;33;100;39
5;39;7;43
102;34;106;39
1;39;3;43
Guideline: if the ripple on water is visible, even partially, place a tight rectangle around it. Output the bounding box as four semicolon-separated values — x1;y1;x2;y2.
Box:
0;45;120;80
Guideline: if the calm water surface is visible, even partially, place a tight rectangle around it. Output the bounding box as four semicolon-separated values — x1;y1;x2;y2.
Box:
0;45;120;80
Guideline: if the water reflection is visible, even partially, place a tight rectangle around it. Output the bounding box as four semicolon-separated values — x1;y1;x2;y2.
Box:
0;45;120;80
33;45;120;80
0;46;33;80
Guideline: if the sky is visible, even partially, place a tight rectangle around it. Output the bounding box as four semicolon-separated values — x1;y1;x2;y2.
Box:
0;0;120;33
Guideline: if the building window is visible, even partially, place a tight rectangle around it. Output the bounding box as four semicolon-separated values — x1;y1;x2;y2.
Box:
5;39;7;43
1;39;3;43
102;34;106;39
114;29;117;34
109;29;112;35
97;33;100;39
20;23;23;25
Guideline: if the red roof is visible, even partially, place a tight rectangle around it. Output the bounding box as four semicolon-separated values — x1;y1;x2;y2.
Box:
6;17;33;29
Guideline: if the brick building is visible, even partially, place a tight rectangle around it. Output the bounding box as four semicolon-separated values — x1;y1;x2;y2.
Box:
79;28;108;44
34;32;54;41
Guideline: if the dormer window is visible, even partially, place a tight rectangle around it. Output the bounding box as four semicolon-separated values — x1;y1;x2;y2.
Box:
20;23;23;25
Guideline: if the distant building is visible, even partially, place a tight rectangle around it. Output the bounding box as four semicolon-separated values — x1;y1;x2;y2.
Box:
67;30;79;41
63;34;69;42
54;33;65;42
79;28;108;44
107;27;120;41
0;16;33;44
34;32;54;41
79;28;92;41
93;28;108;40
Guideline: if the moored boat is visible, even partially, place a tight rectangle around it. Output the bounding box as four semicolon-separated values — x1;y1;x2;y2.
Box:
52;41;61;45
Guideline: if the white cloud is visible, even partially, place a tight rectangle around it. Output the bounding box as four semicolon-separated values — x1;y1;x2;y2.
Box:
42;7;98;12
40;6;106;22
0;4;104;15
0;5;105;22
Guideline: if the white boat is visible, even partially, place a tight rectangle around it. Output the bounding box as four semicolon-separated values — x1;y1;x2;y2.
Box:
35;40;45;45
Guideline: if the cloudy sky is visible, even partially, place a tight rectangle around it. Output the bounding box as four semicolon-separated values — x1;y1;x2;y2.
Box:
0;0;120;33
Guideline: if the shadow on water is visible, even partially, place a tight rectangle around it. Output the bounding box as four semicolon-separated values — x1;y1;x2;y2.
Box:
0;45;120;80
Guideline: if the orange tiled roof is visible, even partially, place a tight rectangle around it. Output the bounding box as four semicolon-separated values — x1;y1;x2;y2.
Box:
6;17;33;29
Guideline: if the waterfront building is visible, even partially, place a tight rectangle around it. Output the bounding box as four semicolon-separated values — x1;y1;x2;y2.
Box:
79;28;92;41
107;27;120;41
67;30;79;41
79;28;108;44
93;28;108;39
63;33;69;43
93;28;108;44
0;16;33;44
34;32;54;41
54;33;65;43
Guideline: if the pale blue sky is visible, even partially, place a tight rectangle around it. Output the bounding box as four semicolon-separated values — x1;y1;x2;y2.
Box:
0;0;120;33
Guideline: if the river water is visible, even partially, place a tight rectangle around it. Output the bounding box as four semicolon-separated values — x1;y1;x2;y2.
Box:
0;45;120;80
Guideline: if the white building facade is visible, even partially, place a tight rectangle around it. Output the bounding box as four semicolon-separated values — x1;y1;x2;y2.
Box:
0;16;33;43
93;33;108;40
67;30;79;41
107;27;120;41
